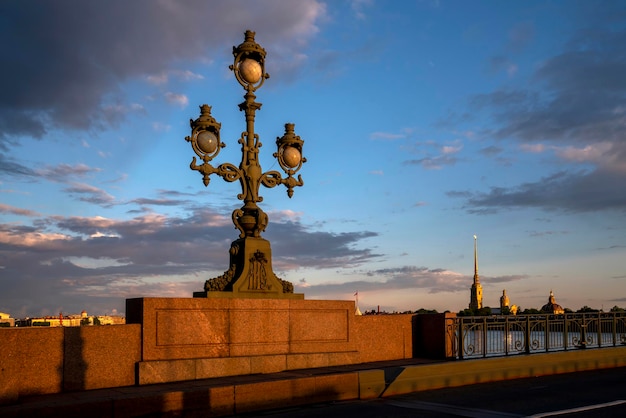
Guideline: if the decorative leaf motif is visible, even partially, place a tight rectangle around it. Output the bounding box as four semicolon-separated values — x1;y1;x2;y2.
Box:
232;209;245;239
217;163;243;183
260;171;282;188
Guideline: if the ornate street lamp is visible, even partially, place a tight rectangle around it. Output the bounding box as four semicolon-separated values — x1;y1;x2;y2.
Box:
186;30;306;299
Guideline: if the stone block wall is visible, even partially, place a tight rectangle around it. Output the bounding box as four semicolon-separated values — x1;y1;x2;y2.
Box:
0;325;141;404
126;298;358;361
0;299;450;404
0;327;64;403
354;314;414;362
62;324;141;391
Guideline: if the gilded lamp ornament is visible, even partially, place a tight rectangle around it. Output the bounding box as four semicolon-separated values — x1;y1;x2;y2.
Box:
185;30;305;299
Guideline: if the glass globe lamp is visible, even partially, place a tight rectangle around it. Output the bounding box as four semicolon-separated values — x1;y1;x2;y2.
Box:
239;58;263;84
197;130;218;154
282;146;301;168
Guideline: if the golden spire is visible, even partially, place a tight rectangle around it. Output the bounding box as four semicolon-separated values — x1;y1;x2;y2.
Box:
469;234;483;310
473;234;480;284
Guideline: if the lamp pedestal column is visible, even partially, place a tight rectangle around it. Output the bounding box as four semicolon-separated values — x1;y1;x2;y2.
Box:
194;237;304;299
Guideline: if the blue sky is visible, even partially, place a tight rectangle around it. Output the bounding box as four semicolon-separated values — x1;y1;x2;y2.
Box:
1;0;625;317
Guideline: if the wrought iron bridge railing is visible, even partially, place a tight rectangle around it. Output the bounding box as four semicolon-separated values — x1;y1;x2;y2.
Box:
447;312;626;359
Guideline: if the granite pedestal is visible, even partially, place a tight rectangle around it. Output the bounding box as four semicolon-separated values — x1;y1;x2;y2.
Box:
126;297;360;385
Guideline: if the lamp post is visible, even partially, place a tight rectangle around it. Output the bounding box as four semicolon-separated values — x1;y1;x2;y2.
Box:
186;30;305;299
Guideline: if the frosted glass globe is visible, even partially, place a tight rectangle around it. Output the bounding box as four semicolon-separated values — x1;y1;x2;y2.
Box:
240;58;262;84
197;131;218;154
282;146;301;168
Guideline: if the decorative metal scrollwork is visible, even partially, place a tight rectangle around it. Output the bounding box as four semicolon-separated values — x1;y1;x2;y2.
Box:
185;31;305;296
530;339;541;351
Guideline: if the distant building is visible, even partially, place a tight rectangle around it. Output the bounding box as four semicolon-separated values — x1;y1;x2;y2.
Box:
469;235;483;310
499;290;518;315
16;311;125;327
0;312;15;327
500;290;510;310
541;290;565;314
95;315;126;325
29;312;84;327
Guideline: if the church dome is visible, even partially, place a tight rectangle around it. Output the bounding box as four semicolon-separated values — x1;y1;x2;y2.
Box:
541;290;564;314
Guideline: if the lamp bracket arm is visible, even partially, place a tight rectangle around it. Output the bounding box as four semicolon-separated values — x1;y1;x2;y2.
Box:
259;170;282;189
216;162;247;201
284;174;304;198
260;170;304;198
190;157;217;187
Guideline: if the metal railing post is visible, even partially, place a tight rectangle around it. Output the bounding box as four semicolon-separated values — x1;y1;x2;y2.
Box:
504;316;509;356
545;316;549;352
457;317;465;360
563;314;569;351
482;317;487;358
580;314;588;348
613;313;617;347
597;312;602;348
525;315;530;354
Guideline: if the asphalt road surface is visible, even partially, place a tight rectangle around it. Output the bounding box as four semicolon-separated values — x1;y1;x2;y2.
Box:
235;366;626;417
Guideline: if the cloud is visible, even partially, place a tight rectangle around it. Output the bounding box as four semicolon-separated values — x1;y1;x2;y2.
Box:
295;266;526;297
0;0;326;141
0;205;381;316
479;145;503;157
267;221;382;270
454;169;626;213
442;145;462;154
488;56;518;77
528;230;569;237
519;143;546;153
0;225;71;247
486;274;529;284
453;13;626;213
146;73;169;85
63;182;116;206
129;198;190;208
37;163;102;182
0;159;105;193
0;154;36;177
152;122;172;133
404;139;463;170
370;131;407;140
0;203;40;217
507;21;535;52
474;29;626;146
146;70;204;85
350;0;373;20
165;92;189;108
296;266;467;297
266;210;303;223
404;154;459;170
554;142;626;173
